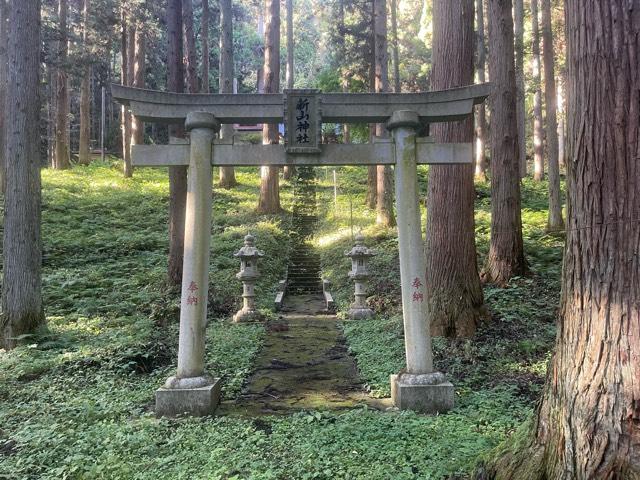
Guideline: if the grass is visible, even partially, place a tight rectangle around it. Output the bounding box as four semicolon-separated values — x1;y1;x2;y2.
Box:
0;161;563;479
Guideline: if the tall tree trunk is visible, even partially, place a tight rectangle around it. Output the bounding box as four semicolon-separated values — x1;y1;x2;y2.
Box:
557;73;565;168
78;0;91;166
481;0;526;286
513;0;526;177
257;0;282;214
218;0;237;188
54;0;70;170
479;2;640;477
373;0;395;227
282;0;295;180
256;12;265;94
366;2;377;210
201;0;209;93
182;0;198;94
338;0;350;143
531;0;544;181
426;0;487;338
120;6;132;177
390;0;400;93
131;27;145;147
1;0;45;349
474;0;488;179
0;0;8;192
541;0;563;231
167;0;187;286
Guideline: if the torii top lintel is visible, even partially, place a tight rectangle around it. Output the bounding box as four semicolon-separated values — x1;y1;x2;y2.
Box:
111;83;491;125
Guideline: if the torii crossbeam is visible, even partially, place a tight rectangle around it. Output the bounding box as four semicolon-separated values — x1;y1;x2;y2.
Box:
113;84;490;417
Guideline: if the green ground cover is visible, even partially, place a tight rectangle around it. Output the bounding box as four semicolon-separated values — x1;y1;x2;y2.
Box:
0;162;563;479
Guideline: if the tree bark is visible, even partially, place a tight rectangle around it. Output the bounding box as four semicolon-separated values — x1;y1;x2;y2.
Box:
514;0;526;177
474;0;488;180
167;0;187;286
481;0;526;286
78;0;91;166
201;0;210;93
531;0;544;181
218;0;237;188
54;0;70;170
366;2;377;210
373;0;395;228
282;0;295;180
120;6;133;177
1;0;45;349
182;0;198;94
557;74;565;169
479;2;640;477
0;0;8;191
131;26;145;147
426;0;487;338
257;0;282;214
390;0;400;93
541;0;563;231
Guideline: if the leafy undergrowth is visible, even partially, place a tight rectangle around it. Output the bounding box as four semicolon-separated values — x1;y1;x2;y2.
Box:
0;163;563;479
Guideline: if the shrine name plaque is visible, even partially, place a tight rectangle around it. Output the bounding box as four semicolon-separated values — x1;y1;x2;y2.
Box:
284;89;322;154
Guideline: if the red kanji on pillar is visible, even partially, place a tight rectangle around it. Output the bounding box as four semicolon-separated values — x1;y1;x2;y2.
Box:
187;296;198;306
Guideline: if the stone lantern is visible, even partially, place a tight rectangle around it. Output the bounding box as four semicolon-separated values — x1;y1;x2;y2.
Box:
345;232;376;319
233;234;264;323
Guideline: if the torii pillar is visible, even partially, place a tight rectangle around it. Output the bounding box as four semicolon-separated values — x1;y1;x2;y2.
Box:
155;112;223;417
388;111;454;413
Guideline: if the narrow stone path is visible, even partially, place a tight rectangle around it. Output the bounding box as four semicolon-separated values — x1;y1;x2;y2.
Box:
224;295;389;415
222;168;389;416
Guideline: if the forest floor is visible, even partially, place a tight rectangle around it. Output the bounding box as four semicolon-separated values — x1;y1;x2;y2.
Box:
0;160;564;479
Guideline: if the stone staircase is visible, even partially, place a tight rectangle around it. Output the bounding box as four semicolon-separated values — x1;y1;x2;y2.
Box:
286;168;323;295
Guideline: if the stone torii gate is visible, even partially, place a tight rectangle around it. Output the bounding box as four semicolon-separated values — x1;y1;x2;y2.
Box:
113;84;489;417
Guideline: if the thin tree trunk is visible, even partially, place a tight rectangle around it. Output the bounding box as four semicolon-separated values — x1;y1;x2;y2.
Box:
479;2;640;477
426;0;487;338
373;0;395;227
167;0;187;286
182;0;198;94
366;2;377;210
0;0;8;191
131;27;145;147
256;12;265;94
282;0;295;180
474;0;487;179
121;8;133;177
78;0;91;165
257;0;282;214
557;73;565;169
482;0;526;286
513;0;526;177
531;0;544;180
541;0;563;231
201;0;209;93
338;0;350;143
1;0;45;349
218;0;237;188
54;0;70;170
390;0;400;93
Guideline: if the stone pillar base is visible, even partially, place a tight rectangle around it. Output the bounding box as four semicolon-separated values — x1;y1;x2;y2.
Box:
390;373;454;414
156;377;222;417
233;309;265;323
348;307;374;319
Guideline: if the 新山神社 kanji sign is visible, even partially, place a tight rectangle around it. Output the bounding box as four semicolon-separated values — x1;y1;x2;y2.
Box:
285;89;321;154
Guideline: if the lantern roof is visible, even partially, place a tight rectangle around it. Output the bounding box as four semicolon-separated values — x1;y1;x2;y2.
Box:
345;233;376;258
234;234;264;258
